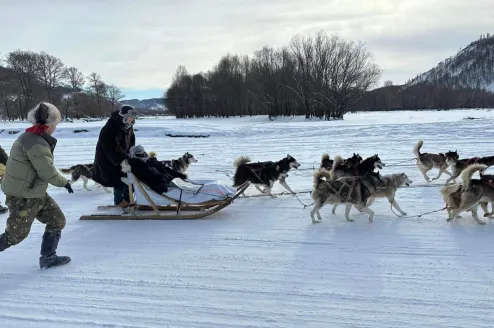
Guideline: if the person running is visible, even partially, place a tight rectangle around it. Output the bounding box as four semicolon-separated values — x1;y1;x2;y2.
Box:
0;102;74;269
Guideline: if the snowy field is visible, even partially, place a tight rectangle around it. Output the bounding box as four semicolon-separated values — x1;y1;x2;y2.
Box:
1;109;494;327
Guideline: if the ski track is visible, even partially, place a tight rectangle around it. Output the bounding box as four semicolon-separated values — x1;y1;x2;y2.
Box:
1;110;494;327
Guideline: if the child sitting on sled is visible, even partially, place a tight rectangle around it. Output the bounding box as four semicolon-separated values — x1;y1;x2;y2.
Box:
124;145;187;194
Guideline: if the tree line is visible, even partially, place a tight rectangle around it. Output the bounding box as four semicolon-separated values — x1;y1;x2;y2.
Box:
165;31;494;119
0;50;125;120
165;30;382;119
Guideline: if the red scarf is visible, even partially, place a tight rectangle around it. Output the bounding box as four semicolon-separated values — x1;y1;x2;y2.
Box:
26;124;49;136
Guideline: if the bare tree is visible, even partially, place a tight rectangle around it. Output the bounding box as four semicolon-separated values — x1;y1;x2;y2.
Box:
106;84;124;111
383;80;393;87
63;66;85;118
36;52;65;104
87;72;106;117
6;50;40;119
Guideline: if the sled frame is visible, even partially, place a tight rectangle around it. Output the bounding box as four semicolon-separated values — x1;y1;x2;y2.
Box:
80;174;250;220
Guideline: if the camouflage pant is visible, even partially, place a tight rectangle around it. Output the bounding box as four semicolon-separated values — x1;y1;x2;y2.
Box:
3;193;66;246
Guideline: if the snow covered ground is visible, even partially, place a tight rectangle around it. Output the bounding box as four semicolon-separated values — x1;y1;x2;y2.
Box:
1;109;494;328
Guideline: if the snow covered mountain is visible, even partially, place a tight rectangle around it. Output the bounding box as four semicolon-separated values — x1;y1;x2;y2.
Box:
121;98;166;111
406;34;494;91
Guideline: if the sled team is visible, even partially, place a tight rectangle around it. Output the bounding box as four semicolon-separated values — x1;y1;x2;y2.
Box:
1;102;494;269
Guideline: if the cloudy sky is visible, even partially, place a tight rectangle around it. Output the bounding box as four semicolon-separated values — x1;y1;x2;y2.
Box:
0;0;491;99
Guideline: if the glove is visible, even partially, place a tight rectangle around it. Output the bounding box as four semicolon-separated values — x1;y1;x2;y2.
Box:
65;182;74;194
121;159;132;173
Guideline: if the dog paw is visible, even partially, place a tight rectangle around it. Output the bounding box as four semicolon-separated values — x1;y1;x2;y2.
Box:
346;218;354;222
478;220;487;225
311;219;321;223
446;217;453;222
400;212;407;216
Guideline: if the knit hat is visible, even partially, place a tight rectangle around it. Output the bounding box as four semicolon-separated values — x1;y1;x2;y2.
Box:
129;145;149;161
118;105;138;130
27;102;62;126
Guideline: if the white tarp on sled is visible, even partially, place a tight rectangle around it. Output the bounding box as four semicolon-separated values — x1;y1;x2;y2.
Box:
127;174;237;206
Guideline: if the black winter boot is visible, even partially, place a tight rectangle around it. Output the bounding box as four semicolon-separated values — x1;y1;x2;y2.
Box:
0;233;11;252
39;231;71;269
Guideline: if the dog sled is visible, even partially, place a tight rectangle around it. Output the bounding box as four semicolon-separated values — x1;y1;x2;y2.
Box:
79;173;249;220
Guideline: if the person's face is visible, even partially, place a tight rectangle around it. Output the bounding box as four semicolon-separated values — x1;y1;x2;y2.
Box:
46;124;57;135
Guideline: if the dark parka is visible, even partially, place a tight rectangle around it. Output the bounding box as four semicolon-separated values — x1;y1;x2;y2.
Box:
128;158;171;194
92;111;135;187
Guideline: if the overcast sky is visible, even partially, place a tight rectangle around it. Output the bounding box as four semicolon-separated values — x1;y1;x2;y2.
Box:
0;0;492;99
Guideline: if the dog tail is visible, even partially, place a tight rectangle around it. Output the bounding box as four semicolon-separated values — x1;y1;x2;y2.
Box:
313;168;332;187
413;140;423;159
332;155;344;169
234;156;251;167
462;164;488;189
149;151;157;159
59;168;73;174
329;155;344;180
321;153;330;164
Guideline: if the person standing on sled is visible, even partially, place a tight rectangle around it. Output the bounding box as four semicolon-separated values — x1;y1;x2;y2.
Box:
0;145;9;214
0;102;74;269
92;105;137;207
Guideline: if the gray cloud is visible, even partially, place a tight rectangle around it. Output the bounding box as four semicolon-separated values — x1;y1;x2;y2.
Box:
0;0;491;90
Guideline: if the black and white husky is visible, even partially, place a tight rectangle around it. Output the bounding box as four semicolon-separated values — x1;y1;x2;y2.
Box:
232;154;300;197
159;152;198;174
60;164;111;192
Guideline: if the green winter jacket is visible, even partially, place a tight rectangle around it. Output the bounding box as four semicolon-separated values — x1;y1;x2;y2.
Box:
1;131;67;198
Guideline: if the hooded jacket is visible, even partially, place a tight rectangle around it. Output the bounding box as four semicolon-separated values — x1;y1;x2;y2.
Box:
128;158;171;194
92;111;135;187
1;132;67;198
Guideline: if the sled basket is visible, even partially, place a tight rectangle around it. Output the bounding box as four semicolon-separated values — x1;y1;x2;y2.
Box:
79;173;249;220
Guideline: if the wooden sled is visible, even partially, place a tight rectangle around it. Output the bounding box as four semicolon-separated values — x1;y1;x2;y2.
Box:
80;174;250;220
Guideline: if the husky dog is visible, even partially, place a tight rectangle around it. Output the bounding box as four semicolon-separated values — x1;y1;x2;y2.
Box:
440;184;491;219
160;152;198;174
60;164;111;192
332;172;412;216
330;154;384;180
444;155;494;185
234;154;300;195
446;164;494;225
147;152;189;180
440;170;494;218
232;156;289;197
320;153;363;170
310;168;383;223
413;140;459;182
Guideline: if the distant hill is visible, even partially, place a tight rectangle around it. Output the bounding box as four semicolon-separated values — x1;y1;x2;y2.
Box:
406;34;494;91
121;98;166;111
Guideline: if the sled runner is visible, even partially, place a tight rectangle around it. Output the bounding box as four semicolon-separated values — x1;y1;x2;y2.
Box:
79;173;249;220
